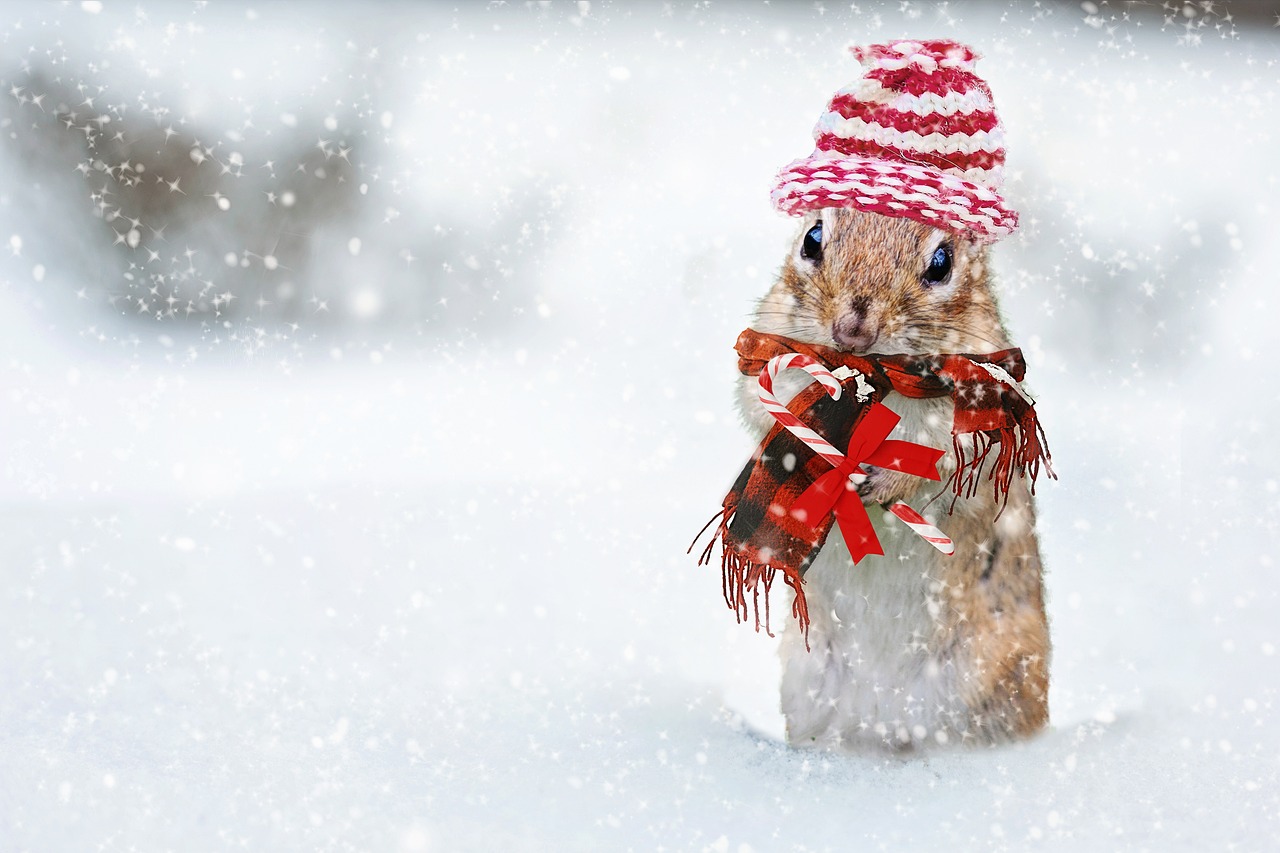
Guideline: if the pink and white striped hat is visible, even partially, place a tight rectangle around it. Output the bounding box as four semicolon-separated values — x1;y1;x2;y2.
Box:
772;39;1018;244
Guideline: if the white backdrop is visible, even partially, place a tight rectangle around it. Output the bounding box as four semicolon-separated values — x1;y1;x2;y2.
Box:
1;2;1277;850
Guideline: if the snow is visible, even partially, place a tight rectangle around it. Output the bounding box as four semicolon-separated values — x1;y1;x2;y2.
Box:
2;1;1279;849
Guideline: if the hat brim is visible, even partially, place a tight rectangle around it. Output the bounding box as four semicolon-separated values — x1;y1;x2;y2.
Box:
771;153;1018;244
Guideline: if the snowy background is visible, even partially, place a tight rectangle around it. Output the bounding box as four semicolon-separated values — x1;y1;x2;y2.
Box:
2;1;1279;850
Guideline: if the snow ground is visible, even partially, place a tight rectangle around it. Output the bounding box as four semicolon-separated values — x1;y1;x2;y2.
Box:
2;2;1279;851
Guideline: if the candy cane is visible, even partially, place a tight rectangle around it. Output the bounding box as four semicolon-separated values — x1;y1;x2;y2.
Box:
886;503;955;556
757;353;845;466
759;353;954;556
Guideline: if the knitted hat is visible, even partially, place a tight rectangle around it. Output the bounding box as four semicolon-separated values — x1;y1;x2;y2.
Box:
771;39;1018;244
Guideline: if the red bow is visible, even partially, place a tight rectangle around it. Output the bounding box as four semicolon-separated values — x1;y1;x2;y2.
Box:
790;402;944;563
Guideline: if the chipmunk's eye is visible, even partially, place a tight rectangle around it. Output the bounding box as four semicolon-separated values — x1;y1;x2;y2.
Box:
923;243;952;285
801;221;823;263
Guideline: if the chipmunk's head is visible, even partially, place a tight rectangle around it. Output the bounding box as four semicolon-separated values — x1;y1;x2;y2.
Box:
756;206;1007;356
760;39;1020;356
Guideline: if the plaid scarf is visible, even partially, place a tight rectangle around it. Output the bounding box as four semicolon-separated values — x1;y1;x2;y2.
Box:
692;329;1053;640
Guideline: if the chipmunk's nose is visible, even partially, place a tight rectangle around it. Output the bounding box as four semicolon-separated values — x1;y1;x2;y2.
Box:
832;301;879;352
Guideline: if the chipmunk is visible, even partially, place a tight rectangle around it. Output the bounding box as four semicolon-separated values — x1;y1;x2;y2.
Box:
732;39;1048;750
737;207;1049;750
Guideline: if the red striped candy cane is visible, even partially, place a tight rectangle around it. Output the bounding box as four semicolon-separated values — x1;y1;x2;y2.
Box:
757;353;846;466
886;503;956;556
759;353;954;556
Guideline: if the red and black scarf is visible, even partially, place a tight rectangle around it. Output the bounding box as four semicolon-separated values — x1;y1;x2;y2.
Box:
692;329;1053;639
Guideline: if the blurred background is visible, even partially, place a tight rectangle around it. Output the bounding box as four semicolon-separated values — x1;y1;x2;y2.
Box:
2;1;1278;850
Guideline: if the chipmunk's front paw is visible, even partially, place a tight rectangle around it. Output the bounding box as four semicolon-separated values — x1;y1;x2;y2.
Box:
856;465;920;507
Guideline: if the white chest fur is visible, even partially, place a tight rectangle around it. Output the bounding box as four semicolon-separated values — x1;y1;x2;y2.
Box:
773;392;970;750
777;518;961;749
734;369;980;747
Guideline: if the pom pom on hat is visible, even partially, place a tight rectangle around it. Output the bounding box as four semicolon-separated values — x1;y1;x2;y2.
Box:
772;38;1018;244
850;39;978;72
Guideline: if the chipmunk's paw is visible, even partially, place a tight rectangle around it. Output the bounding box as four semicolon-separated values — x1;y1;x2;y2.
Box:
856;465;921;507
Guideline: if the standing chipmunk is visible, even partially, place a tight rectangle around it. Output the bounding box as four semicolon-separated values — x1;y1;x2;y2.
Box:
733;40;1049;750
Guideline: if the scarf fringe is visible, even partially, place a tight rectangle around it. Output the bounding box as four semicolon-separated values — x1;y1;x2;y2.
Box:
947;408;1056;508
688;503;811;649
